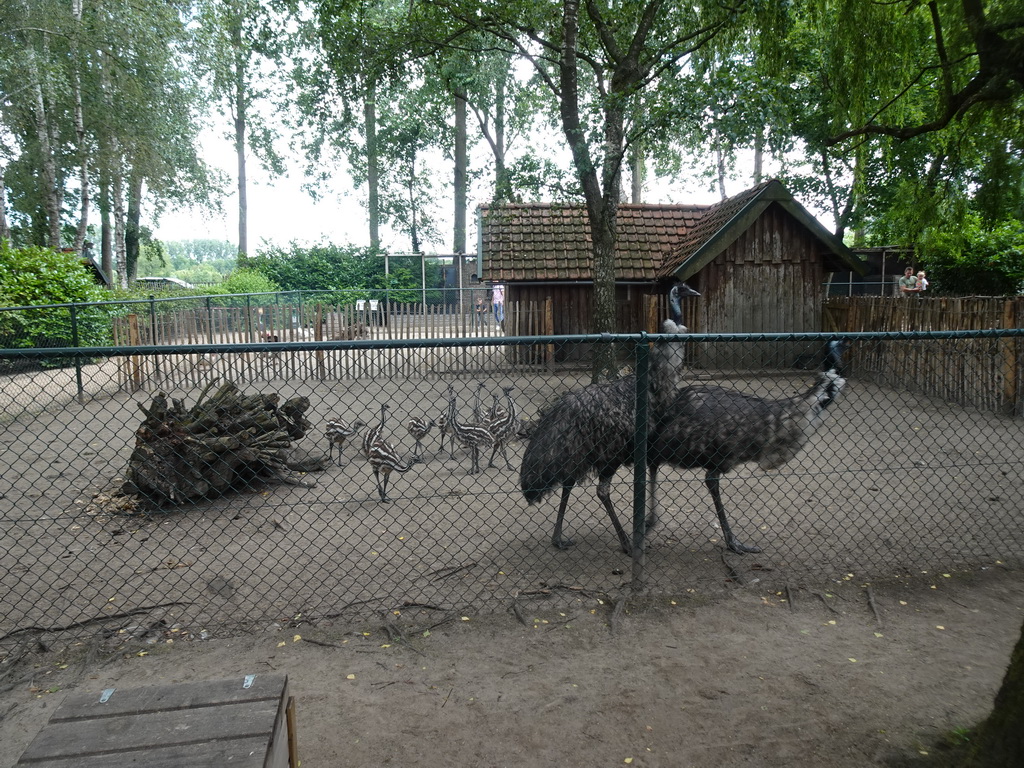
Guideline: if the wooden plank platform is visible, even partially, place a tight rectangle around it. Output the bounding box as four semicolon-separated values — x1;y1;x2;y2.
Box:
15;674;295;767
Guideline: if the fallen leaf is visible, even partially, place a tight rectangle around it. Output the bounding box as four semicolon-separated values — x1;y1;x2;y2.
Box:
346;674;356;680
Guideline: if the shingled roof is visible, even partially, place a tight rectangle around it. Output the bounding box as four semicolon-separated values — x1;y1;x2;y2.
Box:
478;180;864;282
657;179;863;279
478;203;708;282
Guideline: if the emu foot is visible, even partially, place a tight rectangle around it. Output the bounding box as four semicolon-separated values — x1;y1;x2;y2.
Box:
726;538;762;554
552;534;574;550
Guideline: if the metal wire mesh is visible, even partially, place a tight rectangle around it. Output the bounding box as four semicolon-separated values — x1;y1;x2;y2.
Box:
0;332;1021;650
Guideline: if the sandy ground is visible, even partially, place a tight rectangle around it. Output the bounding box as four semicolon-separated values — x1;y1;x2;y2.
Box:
1;567;1022;767
2;354;1024;766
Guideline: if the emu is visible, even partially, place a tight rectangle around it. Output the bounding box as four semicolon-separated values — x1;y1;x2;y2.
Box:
361;403;389;460
405;415;435;461
325;418;367;465
519;283;698;554
650;341;847;554
482;386;519;470
447;388;494;475
367;434;413;503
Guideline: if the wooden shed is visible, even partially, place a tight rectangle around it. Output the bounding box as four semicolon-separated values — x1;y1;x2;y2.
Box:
478;179;865;367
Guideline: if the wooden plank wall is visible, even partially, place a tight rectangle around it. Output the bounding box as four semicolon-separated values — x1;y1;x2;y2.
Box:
825;296;1023;416
698;206;826;370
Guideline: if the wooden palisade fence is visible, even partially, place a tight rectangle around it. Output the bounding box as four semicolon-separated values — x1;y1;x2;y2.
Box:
824;296;1023;417
111;299;556;390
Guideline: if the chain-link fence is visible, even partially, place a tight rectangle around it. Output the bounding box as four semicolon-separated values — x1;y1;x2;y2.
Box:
1;331;1022;651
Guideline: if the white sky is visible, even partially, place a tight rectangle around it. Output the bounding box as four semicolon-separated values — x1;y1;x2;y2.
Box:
152;120;794;252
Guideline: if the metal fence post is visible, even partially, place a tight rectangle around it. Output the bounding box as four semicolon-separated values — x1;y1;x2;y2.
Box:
205;295;214;344
70;303;84;403
631;334;650;590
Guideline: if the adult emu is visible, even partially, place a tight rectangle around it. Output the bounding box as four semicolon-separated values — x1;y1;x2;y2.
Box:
519;283;698;553
650;341;847;554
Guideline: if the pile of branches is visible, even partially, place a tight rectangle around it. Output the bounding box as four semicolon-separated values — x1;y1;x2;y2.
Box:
125;379;313;505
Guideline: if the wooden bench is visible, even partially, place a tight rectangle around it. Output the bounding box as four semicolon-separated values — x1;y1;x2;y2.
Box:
15;674;297;767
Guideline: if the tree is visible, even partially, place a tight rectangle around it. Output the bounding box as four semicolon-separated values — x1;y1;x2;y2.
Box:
425;0;749;378
192;0;288;257
0;0;214;286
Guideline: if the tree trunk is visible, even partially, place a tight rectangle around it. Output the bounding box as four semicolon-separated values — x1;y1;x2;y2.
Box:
232;14;248;257
71;0;89;254
959;619;1024;765
493;57;511;204
630;147;643;203
453;89;467;255
112;147;127;288
99;173;113;283
753;130;764;185
365;80;380;250
0;162;9;243
125;173;143;283
28;52;61;248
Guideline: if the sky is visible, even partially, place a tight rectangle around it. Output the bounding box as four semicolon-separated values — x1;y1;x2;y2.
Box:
151;121;777;253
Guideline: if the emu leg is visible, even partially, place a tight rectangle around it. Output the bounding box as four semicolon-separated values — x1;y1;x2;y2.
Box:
596;475;631;555
646;465;659;532
500;441;514;471
706;470;761;554
552;483;575;549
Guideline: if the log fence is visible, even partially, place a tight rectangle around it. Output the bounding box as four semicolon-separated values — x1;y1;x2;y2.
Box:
825;296;1023;416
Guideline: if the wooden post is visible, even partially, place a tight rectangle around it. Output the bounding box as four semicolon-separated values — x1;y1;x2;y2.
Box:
127;313;143;391
544;296;554;367
1001;298;1019;417
315;303;325;380
286;695;299;768
644;294;658;334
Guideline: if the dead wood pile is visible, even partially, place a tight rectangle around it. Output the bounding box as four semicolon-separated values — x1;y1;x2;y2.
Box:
125;379;313;504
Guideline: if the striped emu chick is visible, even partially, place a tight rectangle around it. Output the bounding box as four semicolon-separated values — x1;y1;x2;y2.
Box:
447;391;494;475
405;416;435;461
651;341;847;554
361;403;390;460
325;418;367;466
520;283;699;554
485;392;507;422
483;386;519;470
367;435;413;503
435;383;457;459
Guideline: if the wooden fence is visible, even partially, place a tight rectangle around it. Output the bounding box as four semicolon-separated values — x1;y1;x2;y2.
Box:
111;300;556;390
824;296;1023;416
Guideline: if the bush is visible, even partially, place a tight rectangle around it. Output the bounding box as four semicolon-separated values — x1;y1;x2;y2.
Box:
0;243;111;357
920;218;1024;296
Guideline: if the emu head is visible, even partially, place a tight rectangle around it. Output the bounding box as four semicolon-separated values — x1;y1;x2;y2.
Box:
666;282;700;333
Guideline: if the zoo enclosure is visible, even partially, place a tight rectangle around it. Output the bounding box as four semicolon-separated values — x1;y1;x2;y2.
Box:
0;330;1022;653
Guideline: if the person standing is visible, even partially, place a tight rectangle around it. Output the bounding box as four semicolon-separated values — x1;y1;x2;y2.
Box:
491;283;505;328
898;267;919;297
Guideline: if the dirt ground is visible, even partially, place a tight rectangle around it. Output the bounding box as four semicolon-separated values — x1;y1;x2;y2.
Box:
2;358;1024;766
1;567;1022;767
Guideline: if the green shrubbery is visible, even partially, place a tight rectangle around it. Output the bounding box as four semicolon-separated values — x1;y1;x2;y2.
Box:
0;242;111;355
920;218;1024;296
